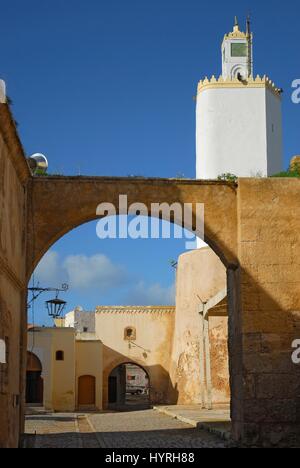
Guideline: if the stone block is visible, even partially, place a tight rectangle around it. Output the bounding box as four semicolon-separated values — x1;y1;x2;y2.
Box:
244;399;298;424
256;374;300;399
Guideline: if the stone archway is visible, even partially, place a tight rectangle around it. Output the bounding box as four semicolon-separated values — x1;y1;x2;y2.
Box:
107;362;150;410
103;358;152;409
26;175;240;433
26;176;238;277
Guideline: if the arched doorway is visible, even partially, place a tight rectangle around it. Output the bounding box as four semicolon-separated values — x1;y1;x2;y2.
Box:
78;375;96;408
108;363;150;411
26;352;44;405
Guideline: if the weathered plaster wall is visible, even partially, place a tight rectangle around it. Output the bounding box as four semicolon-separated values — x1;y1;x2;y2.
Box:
0;103;30;448
169;248;229;406
208;314;230;405
94;306;176;407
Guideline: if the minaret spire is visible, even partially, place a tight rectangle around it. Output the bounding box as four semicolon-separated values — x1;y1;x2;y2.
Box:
246;14;251;37
234;16;239;31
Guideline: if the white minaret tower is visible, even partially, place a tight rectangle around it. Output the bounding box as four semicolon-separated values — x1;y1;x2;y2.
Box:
196;17;283;180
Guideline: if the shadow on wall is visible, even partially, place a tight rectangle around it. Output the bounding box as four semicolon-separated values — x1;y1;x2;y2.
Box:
102;345;179;409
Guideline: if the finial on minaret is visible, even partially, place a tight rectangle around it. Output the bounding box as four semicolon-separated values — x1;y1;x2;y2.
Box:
234;16;239;31
246;14;251;37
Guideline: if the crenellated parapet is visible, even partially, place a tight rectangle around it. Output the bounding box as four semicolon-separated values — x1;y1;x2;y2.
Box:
197;75;282;97
95;305;175;315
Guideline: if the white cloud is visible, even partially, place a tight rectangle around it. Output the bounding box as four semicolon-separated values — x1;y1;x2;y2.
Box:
34;251;64;285
34;251;127;292
63;254;127;291
125;281;175;306
34;252;175;306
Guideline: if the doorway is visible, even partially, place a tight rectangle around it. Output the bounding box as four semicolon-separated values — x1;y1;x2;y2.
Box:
78;375;96;407
26;352;44;405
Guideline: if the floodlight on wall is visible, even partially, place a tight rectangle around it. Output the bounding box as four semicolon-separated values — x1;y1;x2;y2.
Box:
27;153;48;175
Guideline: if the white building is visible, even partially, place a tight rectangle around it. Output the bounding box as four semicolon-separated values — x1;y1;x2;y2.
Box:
196;17;283;180
64;306;96;334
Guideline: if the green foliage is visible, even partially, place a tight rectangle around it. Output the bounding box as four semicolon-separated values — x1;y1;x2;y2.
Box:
271;167;300;178
34;169;48;177
218;173;238;183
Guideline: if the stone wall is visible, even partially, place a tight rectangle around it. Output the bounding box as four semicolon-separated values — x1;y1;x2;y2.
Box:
0;103;30;447
232;178;300;447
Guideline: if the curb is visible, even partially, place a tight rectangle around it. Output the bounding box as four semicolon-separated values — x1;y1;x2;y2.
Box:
153;406;233;444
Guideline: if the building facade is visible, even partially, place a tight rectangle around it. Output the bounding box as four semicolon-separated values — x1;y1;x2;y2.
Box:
27;327;102;412
62;306;176;408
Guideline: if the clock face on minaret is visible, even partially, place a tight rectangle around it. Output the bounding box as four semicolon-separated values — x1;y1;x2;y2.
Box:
222;17;253;80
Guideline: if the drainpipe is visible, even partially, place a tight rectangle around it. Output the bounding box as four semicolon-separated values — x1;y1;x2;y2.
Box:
198;303;206;409
203;303;213;410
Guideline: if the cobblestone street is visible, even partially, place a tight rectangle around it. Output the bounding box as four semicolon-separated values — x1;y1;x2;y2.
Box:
24;410;228;449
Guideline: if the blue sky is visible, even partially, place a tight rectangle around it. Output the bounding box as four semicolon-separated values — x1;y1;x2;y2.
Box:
1;0;299;324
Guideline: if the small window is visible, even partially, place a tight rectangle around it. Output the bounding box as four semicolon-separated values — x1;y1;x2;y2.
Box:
124;327;136;341
56;351;64;361
83;327;88;333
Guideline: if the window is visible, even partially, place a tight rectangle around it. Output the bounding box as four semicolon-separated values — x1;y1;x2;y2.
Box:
231;43;248;57
56;351;64;361
124;327;136;341
83;327;88;333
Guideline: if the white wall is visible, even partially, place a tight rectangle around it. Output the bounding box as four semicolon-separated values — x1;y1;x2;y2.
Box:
65;309;95;334
266;88;283;175
196;86;283;179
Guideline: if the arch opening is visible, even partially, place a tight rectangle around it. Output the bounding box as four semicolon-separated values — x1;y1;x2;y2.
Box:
26;352;44;406
108;362;150;411
28;213;236;421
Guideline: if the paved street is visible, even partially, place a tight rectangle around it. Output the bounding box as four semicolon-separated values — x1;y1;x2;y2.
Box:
24;410;228;448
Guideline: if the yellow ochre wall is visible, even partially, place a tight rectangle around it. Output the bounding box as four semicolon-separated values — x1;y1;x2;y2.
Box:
94;306;176;406
27;328;103;412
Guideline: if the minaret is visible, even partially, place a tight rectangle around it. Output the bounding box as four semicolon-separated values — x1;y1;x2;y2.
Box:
222;16;253;80
196;18;283;180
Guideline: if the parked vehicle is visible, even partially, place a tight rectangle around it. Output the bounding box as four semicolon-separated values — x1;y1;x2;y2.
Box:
126;386;144;395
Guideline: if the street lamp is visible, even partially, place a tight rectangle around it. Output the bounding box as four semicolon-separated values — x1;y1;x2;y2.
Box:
46;297;67;319
27;284;69;320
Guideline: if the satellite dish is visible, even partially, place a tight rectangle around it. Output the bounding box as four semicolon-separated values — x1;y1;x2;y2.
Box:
28;153;48;174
